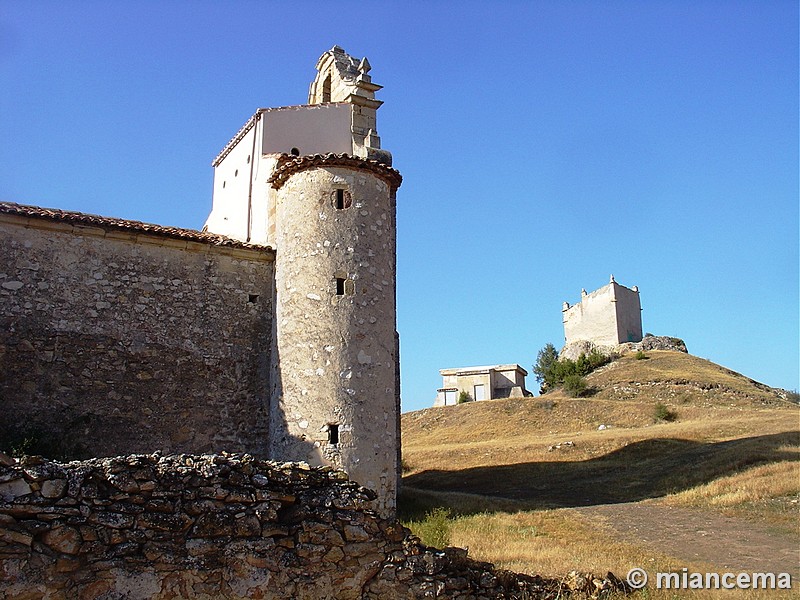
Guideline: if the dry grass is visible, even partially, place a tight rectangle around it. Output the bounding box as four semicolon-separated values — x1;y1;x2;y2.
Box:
403;352;795;479
400;351;800;596
666;459;799;508
449;508;797;599
588;351;789;405
661;458;800;535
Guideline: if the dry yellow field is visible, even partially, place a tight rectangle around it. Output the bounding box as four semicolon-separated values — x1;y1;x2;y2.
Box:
400;351;799;597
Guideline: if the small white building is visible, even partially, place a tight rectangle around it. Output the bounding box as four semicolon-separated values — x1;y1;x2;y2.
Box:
434;364;530;407
562;275;643;347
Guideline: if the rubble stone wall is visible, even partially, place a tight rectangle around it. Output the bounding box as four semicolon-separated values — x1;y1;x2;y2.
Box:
0;454;581;600
0;217;274;458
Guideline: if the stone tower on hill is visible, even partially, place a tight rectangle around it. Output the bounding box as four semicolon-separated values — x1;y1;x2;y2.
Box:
562;275;643;347
0;46;401;517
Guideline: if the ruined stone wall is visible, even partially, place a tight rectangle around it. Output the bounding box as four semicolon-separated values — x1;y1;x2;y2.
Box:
0;215;274;458
0;454;589;599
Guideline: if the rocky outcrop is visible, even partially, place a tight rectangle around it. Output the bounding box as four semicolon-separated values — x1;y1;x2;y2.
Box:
0;453;625;599
560;335;687;361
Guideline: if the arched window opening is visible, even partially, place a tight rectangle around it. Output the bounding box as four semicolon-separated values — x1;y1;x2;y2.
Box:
322;73;332;103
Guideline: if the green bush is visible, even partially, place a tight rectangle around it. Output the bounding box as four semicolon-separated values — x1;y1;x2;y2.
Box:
457;391;471;404
654;403;677;422
585;348;611;371
634;350;647;360
533;343;611;394
563;374;588;397
407;507;452;548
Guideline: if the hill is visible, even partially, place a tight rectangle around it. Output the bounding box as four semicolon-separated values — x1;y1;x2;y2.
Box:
400;351;799;593
403;351;794;487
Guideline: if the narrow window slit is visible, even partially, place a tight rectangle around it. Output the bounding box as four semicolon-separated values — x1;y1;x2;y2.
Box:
327;424;339;445
322;73;332;103
332;188;352;209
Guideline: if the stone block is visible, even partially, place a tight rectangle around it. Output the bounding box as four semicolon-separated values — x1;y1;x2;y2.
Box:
41;526;82;555
0;478;32;501
41;479;67;499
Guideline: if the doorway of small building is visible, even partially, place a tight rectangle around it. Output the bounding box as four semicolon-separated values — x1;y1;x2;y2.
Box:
444;390;457;406
474;384;486;401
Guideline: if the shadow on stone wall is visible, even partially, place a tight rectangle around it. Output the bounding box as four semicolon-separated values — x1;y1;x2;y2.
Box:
0;321;270;460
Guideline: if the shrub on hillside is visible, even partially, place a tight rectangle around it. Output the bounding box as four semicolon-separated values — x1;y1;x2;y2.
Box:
563;374;588;397
533;344;611;394
457;391;472;404
634;350;647;360
653;403;677;422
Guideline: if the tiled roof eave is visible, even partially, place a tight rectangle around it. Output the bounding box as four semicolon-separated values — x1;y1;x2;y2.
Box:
268;153;402;191
0;202;273;254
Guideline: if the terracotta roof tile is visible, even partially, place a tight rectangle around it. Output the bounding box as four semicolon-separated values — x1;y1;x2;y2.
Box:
0;202;272;252
268;153;402;191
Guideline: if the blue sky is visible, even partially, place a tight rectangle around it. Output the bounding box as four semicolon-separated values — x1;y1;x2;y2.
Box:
2;1;797;412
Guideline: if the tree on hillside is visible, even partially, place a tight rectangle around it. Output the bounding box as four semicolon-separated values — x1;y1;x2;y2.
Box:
533;343;612;395
533;343;559;393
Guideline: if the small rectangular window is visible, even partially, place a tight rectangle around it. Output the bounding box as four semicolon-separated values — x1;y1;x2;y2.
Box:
336;278;346;296
333;188;351;209
327;424;339;445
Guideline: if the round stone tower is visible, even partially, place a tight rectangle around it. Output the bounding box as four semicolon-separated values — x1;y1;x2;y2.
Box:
268;153;402;517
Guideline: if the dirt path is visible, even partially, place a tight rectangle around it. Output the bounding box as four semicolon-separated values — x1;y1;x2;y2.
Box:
574;502;799;577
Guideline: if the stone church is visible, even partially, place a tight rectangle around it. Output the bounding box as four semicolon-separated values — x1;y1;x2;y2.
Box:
0;47;401;516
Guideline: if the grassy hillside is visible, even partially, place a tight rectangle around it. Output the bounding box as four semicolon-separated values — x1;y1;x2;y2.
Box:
400;351;799;595
402;351;795;484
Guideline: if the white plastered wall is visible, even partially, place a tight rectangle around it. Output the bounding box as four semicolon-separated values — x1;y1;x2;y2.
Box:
205;104;355;246
205;121;262;244
261;104;352;156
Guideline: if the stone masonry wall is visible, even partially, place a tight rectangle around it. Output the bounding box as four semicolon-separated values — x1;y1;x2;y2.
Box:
0;217;274;459
270;158;400;517
0;454;603;599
